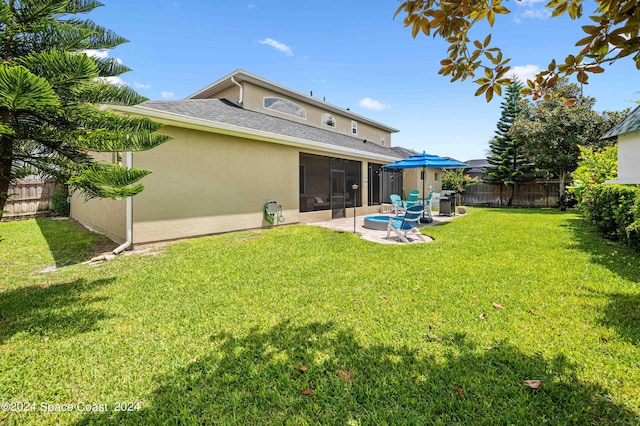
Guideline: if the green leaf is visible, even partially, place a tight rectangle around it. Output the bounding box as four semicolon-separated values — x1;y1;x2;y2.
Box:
485;87;494;102
483;34;492;48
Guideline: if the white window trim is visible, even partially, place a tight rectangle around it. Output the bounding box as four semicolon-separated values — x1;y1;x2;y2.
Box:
351;120;358;135
263;96;307;120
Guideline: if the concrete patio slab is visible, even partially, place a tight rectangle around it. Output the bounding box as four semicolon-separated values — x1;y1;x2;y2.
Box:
309;212;461;245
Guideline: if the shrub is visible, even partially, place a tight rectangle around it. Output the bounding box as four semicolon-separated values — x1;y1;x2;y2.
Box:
52;189;70;216
580;184;640;249
569;145;617;204
442;168;478;193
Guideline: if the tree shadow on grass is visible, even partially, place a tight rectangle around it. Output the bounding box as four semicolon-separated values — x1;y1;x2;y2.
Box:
76;321;637;425
585;288;640;348
35;218;116;267
564;218;640;284
0;277;115;344
564;218;640;347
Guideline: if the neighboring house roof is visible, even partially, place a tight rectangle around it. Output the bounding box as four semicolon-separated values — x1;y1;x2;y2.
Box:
601;105;640;139
122;99;410;162
186;69;400;134
464;158;491;174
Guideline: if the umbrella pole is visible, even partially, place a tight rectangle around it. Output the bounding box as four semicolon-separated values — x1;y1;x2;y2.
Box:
421;166;428;222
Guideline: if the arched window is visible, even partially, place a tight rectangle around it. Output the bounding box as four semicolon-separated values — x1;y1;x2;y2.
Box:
264;97;306;119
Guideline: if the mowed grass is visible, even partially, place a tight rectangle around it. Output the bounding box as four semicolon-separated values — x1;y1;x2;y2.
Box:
0;209;638;425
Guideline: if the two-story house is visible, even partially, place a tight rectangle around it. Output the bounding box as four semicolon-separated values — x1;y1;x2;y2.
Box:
71;70;441;246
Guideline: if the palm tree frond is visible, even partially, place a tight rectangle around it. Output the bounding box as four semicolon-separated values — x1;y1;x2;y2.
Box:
65;0;104;14
75;81;148;105
92;57;131;77
64;18;128;49
0;64;60;112
72;129;172;152
0;122;16;136
67;163;151;199
10;162;37;183
65;104;166;132
10;0;67;24
16;50;100;92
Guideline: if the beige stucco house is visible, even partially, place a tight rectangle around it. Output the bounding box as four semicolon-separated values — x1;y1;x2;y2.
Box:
602;105;640;184
71;70;444;246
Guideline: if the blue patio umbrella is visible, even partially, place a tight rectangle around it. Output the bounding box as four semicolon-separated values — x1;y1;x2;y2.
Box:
384;152;468;221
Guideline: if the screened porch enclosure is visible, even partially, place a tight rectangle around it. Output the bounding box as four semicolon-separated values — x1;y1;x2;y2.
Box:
368;163;403;206
299;153;361;218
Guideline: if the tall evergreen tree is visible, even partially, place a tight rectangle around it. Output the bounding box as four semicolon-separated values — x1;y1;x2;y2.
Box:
510;79;625;208
485;79;533;206
0;0;171;218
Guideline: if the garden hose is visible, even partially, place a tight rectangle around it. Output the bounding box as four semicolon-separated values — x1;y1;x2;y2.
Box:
264;202;284;225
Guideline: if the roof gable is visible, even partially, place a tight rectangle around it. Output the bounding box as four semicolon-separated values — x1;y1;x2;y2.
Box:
185;69;399;134
601;105;640;139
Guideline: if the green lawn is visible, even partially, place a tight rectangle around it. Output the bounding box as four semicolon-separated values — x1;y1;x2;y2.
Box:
0;209;638;425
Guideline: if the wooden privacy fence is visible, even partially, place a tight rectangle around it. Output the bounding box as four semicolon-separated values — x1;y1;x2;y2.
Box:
461;180;562;208
2;180;60;220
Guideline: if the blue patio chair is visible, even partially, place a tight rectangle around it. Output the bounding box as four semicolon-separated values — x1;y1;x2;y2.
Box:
402;190;421;209
386;204;426;243
423;190;434;221
390;194;404;215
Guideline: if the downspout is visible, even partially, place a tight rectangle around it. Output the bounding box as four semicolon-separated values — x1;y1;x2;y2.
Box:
230;76;243;105
113;151;133;254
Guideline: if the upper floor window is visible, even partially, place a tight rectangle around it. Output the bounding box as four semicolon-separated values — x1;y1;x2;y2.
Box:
380;137;386;146
322;113;336;127
351;121;358;135
264;97;306;119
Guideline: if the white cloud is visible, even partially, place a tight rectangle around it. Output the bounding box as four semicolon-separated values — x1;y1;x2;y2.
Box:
514;0;551;22
134;82;151;89
82;49;123;65
517;0;546;6
161;91;175;99
521;8;551;19
95;76;127;86
258;38;293;56
509;64;541;82
358;97;390;111
83;49;109;59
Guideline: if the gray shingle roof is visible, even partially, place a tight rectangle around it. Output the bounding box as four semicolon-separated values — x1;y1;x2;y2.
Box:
464;158;491;175
137;99;408;160
601;105;640;139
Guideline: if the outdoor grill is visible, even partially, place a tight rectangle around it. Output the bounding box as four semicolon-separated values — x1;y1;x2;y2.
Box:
439;191;456;216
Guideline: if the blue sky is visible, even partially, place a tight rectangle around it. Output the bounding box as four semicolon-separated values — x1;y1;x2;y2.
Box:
88;0;638;161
